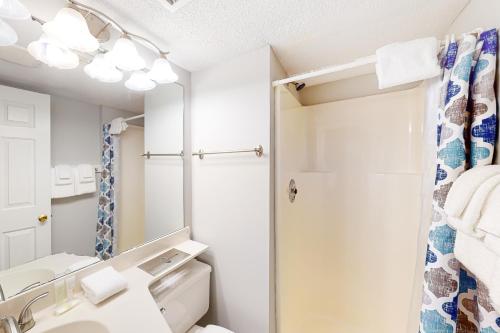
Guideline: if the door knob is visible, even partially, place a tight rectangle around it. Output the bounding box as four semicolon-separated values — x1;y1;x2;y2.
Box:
38;214;48;224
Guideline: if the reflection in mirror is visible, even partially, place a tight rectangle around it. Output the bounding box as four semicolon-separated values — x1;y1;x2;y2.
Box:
0;2;185;300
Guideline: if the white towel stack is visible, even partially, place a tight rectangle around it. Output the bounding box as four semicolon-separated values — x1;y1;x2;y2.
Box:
51;164;96;198
444;165;500;311
51;165;75;198
375;37;442;89
75;164;96;195
80;267;128;305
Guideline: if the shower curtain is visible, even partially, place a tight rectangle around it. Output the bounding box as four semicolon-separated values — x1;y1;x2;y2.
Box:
95;123;119;260
420;29;499;333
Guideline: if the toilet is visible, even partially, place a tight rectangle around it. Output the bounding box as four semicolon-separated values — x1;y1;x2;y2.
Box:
152;259;233;333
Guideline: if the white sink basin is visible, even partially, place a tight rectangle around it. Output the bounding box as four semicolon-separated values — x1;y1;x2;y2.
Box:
43;321;109;333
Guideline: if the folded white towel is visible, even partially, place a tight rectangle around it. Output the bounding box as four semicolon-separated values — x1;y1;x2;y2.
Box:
203;326;234;333
54;165;73;185
477;183;500;237
484;234;500;257
51;167;75;199
74;165;96;195
454;232;500;312
445;165;500;218
109;117;128;135
375;37;441;89
65;257;101;274
80;267;127;305
446;174;500;237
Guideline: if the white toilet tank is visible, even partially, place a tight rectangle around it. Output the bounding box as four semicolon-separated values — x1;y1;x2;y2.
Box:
150;259;212;333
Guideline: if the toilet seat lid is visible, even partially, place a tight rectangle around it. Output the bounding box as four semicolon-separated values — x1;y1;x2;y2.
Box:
202;325;234;333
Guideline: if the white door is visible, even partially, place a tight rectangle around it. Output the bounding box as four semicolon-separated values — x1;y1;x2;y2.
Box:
0;85;51;270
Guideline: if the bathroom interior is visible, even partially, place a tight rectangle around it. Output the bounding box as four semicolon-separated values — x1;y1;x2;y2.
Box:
0;0;499;333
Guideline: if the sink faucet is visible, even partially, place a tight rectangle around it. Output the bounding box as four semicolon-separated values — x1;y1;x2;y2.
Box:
17;292;49;332
0;316;20;333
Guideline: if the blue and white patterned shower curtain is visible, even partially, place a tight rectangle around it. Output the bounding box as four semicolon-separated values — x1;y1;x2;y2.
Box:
420;29;499;333
95;123;117;260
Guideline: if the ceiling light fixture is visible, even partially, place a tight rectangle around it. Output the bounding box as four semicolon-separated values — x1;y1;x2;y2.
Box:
0;18;16;46
125;71;157;91
42;7;99;53
148;54;178;84
0;0;30;20
84;53;123;83
109;36;146;72
27;34;79;69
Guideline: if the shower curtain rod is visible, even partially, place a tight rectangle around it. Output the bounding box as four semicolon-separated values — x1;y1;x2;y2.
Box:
124;114;144;122
273;30;493;88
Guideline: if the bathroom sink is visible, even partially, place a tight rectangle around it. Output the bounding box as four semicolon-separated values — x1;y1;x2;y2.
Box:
43;321;109;333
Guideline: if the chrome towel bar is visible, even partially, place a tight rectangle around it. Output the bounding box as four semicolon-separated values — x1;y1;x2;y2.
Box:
141;151;184;159
193;145;264;160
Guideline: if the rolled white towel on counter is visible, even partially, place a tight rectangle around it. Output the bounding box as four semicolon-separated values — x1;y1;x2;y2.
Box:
80;267;127;305
375;37;441;89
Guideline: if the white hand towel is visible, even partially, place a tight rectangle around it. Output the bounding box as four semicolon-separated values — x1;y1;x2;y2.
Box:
51;168;75;199
54;165;73;185
203;326;234;333
477;183;500;237
444;165;500;218
455;232;500;312
109;117;128;135
74;165;96;195
80;267;127;305
65;257;101;274
446;174;500;237
484;234;500;257
375;37;441;89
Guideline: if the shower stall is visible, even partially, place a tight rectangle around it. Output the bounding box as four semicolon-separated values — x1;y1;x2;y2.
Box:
274;81;429;333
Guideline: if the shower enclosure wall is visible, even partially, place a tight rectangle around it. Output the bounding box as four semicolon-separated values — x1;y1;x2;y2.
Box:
275;84;426;333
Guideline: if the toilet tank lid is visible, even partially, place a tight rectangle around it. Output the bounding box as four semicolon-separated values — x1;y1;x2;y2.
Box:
203;325;234;333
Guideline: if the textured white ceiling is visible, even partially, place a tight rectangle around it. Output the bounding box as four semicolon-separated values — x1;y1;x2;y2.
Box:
80;0;470;74
1;0;470;112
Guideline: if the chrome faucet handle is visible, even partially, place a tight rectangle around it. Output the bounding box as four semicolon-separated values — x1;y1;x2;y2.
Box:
17;292;48;333
1;316;21;333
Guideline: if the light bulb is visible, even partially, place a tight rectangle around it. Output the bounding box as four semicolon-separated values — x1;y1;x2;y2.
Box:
0;0;30;20
0;17;17;46
148;56;178;84
84;53;123;83
27;34;79;69
125;71;156;91
109;37;145;72
43;7;99;53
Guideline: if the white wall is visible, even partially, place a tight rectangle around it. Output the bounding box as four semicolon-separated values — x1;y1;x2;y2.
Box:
144;84;185;241
191;46;274;333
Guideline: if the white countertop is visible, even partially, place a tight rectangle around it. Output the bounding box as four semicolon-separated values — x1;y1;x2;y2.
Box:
29;240;209;333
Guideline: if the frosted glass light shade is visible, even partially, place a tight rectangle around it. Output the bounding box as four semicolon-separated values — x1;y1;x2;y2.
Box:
28;34;79;69
84;53;123;83
0;18;17;46
148;57;178;84
0;0;30;20
43;8;99;53
109;37;145;71
125;71;156;91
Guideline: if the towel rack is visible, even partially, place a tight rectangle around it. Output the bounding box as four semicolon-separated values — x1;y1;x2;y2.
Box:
141;151;184;159
193;145;264;160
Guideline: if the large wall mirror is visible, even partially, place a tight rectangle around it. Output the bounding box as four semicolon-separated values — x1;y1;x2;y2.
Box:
0;2;185;301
